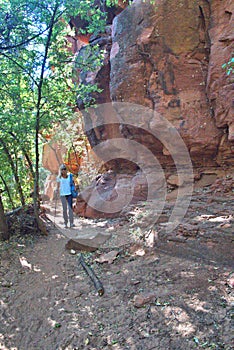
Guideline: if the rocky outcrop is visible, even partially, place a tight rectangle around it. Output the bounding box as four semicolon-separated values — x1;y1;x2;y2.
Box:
43;0;233;217
70;0;233;218
73;169;161;218
109;0;233;167
206;0;234;164
42;143;66;175
73;0;233;167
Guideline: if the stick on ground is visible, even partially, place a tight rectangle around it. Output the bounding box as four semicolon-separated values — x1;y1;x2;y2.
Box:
78;253;104;296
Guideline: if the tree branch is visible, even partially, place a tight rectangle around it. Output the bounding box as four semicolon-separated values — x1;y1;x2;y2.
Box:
0;52;38;86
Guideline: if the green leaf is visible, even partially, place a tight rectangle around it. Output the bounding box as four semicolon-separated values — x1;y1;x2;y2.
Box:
54;322;61;328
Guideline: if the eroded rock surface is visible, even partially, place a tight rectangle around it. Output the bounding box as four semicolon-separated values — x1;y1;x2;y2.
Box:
109;0;233;167
43;0;233;216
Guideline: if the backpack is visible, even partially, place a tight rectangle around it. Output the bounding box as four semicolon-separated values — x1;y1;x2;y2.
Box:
69;174;78;198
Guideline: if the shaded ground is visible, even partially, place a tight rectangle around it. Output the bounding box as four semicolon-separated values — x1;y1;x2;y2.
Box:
0;183;233;350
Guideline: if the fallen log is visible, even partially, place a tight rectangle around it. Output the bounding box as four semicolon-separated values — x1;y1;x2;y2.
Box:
78;253;104;296
6;206;23;216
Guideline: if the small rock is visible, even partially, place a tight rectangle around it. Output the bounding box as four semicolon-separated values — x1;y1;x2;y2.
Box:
167;235;187;243
95;250;119;264
227;273;234;288
134;248;145;256
167;174;183;187
218;223;232;229
19;256;32;270
133;292;156;308
130;279;141;285
129;243;145;256
65;239;97;252
145;230;157;247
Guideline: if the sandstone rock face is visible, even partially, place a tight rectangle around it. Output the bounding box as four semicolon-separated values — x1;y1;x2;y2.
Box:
72;0;233;218
206;0;234;164
44;1;233;216
43;174;58;201
73;169;165;218
42;143;66;175
109;0;233;167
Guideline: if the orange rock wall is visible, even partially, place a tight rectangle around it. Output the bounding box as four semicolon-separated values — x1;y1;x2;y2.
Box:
108;0;233;167
43;0;234;210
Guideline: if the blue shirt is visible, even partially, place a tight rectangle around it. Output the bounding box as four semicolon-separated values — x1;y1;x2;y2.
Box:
57;175;71;196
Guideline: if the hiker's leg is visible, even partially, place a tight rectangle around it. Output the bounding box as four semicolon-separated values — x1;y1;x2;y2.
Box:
67;195;74;225
60;196;68;225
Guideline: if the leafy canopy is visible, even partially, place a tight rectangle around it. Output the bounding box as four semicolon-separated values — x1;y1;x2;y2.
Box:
0;0;109;209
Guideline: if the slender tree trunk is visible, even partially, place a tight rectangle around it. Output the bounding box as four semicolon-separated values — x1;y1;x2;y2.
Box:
0;174;15;209
8;131;35;178
33;2;59;233
0;193;9;240
0;138;25;206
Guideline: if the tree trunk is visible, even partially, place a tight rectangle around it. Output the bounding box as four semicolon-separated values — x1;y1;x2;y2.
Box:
33;3;59;234
0;174;15;209
0;138;25;206
0;193;9;240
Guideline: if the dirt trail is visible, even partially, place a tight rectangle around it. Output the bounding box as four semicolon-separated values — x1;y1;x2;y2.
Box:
0;187;233;350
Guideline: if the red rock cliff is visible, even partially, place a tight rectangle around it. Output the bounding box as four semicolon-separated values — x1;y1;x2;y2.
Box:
110;0;234;166
43;0;234;217
71;0;234;218
77;0;233;169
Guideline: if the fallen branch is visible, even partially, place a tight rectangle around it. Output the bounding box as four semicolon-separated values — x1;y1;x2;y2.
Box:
78;253;104;296
6;206;23;216
6;205;48;236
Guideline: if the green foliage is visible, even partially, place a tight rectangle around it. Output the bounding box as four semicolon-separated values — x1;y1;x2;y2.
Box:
74;44;105;73
0;0;111;211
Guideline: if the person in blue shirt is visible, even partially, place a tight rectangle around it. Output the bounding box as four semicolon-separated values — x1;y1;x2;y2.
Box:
56;164;75;228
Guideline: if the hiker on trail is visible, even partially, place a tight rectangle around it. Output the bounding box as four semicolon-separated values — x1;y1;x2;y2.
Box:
56;164;75;228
